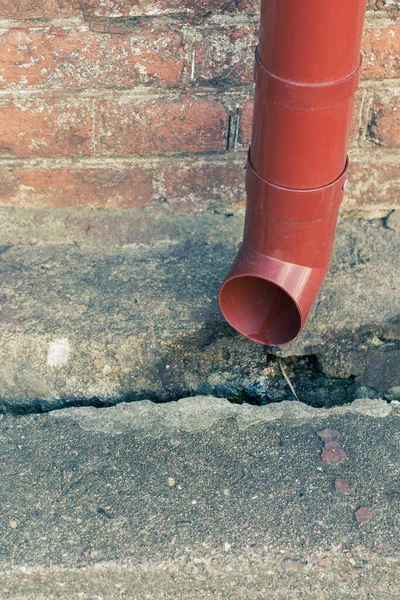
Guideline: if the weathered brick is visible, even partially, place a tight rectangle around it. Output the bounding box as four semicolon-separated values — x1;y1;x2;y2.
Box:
238;0;260;12
362;21;400;79
0;0;78;18
367;0;400;13
163;158;246;212
0;25;187;91
1;153;398;212
195;25;258;85
163;154;400;214
346;153;400;209
191;20;400;85
366;89;400;146
0;167;153;208
193;20;400;86
96;97;228;155
240;99;253;147
0;98;93;158
81;0;260;18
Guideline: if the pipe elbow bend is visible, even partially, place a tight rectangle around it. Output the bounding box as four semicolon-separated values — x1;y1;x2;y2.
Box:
219;248;327;346
219;159;348;346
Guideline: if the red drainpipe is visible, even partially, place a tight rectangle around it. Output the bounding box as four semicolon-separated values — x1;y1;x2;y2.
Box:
219;0;367;346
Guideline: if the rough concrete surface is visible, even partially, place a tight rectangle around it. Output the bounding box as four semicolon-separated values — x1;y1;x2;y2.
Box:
0;397;399;598
0;207;398;411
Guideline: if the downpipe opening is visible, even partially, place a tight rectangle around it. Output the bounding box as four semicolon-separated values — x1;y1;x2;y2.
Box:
219;276;301;346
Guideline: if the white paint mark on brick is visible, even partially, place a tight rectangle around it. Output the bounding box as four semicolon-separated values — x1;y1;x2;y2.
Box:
47;338;70;367
191;46;196;81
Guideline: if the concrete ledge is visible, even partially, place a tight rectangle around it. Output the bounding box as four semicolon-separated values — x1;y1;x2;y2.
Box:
0;207;398;410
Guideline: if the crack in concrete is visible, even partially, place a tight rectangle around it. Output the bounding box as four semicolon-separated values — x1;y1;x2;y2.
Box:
0;245;13;256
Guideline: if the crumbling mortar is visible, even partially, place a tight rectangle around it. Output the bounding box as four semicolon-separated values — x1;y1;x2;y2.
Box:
0;9;393;33
355;89;369;147
367;107;385;146
1;146;400;171
0;85;257;101
0;152;249;170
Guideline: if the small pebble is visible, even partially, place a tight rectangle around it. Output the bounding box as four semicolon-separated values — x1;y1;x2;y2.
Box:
354;506;373;524
283;558;304;570
317;429;347;464
319;556;333;567
335;479;350;494
317;429;340;443
168;477;175;487
322;444;347;464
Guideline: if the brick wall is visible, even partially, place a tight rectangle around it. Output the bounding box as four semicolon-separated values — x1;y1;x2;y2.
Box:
0;0;399;215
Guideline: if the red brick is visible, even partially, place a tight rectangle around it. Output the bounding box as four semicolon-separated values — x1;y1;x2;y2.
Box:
366;89;400;146
362;21;400;79
367;0;400;13
236;0;260;11
240;100;253;147
0;25;187;91
81;0;260;18
0;0;78;18
239;0;260;11
162;154;400;213
195;25;258;85
240;91;363;148
0;98;93;158
0;167;153;208
195;19;400;86
1;152;397;212
163;158;246;212
193;20;400;86
345;153;400;209
96;97;228;155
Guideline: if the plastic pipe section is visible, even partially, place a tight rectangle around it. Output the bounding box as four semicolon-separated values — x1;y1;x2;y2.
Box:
219;0;367;346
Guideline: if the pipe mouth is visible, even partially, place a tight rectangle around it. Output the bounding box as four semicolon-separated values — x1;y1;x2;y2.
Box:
219;275;302;346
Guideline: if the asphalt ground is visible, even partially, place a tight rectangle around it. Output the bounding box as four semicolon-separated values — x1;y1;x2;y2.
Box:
0;397;399;599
